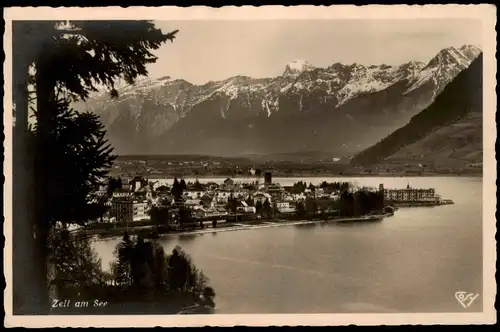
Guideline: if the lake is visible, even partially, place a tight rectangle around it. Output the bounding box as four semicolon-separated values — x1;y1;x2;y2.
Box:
93;176;483;313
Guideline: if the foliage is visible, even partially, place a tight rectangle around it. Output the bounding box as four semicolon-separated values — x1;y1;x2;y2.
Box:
305;198;318;215
109;238;214;306
337;190;385;217
26;21;178;102
48;227;110;299
178;206;193;224
107;177;123;196
288;181;307;194
171;177;184;199
319;181;350;193
262;199;272;218
50;231;216;313
13;19;178;314
32;97;116;226
191;180;205;191
149;206;171;230
180;179;187;191
255;200;263;214
296;201;306;217
245;196;254;207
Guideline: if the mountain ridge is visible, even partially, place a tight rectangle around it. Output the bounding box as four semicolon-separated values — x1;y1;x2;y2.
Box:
76;45;481;156
351;52;483;167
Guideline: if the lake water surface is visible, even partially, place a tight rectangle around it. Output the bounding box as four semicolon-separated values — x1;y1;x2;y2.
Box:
93;176;483;313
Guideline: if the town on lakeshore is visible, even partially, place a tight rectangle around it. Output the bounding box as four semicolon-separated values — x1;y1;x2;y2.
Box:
77;171;454;238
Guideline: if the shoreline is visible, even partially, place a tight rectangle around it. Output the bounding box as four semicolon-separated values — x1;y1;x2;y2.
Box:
117;174;483;180
91;215;390;242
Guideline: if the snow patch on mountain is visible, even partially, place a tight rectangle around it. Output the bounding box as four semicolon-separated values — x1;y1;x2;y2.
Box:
404;46;480;94
336;64;399;106
283;60;315;76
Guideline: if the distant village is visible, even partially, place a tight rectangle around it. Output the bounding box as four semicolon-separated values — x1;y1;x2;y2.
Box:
88;171;451;232
94;172;346;226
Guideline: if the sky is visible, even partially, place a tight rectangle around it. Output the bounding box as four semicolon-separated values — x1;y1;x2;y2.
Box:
147;19;482;85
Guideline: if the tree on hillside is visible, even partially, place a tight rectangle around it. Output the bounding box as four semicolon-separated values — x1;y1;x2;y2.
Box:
49;227;109;299
111;233;135;288
12;20;178;314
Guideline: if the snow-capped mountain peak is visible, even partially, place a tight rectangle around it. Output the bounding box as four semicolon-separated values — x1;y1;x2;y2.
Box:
459;44;482;59
404;44;481;94
76;45;482;156
283;60;315;76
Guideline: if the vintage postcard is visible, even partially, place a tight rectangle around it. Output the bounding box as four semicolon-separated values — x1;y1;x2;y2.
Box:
3;5;497;328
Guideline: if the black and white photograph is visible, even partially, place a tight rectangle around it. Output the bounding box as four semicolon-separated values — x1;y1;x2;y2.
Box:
3;5;497;327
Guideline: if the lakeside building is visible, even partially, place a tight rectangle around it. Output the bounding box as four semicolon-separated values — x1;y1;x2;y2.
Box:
252;192;272;205
379;183;439;202
266;183;286;201
236;201;257;214
111;199;148;223
276;201;290;211
112;188;132;199
130;176;148;192
183;190;205;200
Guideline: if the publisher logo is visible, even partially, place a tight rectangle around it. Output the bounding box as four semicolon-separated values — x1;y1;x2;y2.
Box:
455;291;479;308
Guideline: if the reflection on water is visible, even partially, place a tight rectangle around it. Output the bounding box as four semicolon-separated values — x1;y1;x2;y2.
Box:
93;177;483;314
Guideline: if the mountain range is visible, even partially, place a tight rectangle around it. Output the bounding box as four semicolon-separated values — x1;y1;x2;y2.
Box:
76;45;481;159
351;53;483;167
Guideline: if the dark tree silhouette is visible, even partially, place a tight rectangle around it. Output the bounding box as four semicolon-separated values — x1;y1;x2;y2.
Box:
107;177;123;196
172;177;183;199
111;233;134;288
305;198;318;215
49;226;109;300
245;196;254;207
255;200;263;214
296;201;306;217
178;206;193;225
262;199;272;218
12;20;178;314
225;194;238;214
180;178;187;191
149;206;171;231
193;180;204;191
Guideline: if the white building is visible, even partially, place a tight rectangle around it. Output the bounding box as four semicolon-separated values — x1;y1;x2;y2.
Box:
253;192;272;205
112;189;132;199
183;190;205;199
237;206;257;214
276;202;290;210
132;201;148;221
